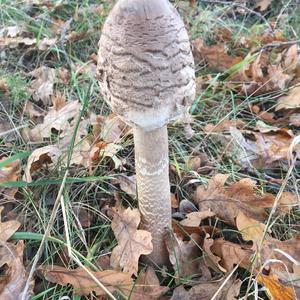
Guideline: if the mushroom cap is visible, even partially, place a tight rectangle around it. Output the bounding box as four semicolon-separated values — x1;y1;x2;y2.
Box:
97;0;195;131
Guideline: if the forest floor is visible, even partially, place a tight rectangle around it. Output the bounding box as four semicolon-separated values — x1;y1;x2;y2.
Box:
0;0;300;299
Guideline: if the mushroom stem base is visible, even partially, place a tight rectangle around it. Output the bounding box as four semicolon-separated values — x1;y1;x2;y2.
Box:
133;125;171;266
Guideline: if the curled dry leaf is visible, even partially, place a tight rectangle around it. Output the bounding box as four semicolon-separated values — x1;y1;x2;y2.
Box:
276;86;300;111
203;235;226;273
166;233;204;280
29;66;56;105
38;265;133;297
180;210;215;227
171;277;242;300
0;206;20;242
24;145;61;182
110;207;153;276
0;241;33;300
130;267;168;300
257;273;297;300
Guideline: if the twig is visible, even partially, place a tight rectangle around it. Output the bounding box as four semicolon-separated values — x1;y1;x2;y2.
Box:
261;39;300;50
198;0;273;32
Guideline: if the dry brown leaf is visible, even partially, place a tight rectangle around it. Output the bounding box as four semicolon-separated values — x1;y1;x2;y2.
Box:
260;235;300;276
166;233;204;280
187;153;214;174
210;238;253;272
0;241;33;300
255;0;272;11
203;235;227;273
0;207;20;242
236;211;267;247
276;86;300;111
180;211;215;227
257;273;296;300
204;119;245;133
29;66;56;105
226;125;300;168
24;145;61;182
23;101;44;122
110;207;153;276
115;175;136;198
194;174;273;226
26;97;81;141
38;265;133;297
171;277;242;300
289;113;300;127
131;267;168;300
0;37;56;50
193;39;243;72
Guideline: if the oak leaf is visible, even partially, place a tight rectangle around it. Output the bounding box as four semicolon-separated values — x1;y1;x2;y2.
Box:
110;207;153;276
194;174;272;226
38;265;133;297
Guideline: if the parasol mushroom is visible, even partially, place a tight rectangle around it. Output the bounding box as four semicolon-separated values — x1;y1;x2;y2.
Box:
97;0;195;266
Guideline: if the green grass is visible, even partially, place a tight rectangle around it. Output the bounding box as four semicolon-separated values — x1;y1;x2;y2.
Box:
0;0;300;299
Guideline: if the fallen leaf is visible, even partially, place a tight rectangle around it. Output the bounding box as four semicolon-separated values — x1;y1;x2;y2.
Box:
131;267;168;300
38;265;133;297
276;86;300;111
186;153;214;174
203;235;227;273
110;207;153;276
166;233;204;279
0;206;20;242
193;39;243;72
24;145;61;182
0;241;33;300
236;211;267;248
289;113;300;127
257;273;296;300
210;238;253;272
29;66;56;105
171;277;242;300
115;175;136;198
204;119;245;133
180;211;215;227
194;174;273;226
255;0;272;11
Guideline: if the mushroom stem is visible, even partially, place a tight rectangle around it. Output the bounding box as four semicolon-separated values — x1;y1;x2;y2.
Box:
133;125;171;266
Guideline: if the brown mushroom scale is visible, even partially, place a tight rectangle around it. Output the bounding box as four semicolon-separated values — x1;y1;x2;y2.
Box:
97;0;195;266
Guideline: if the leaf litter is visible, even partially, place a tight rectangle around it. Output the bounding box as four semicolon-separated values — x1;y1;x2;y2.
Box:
1;1;300;299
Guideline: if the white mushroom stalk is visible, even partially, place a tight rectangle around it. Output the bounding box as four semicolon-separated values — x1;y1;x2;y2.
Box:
97;0;195;266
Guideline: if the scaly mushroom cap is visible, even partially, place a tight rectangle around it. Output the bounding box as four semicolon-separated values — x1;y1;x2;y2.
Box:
97;0;195;131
